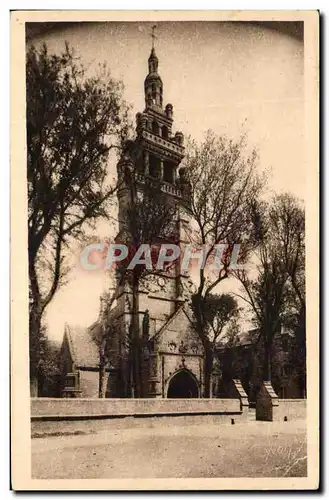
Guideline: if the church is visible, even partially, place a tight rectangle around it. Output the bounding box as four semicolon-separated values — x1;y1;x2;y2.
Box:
59;43;208;399
58;41;305;402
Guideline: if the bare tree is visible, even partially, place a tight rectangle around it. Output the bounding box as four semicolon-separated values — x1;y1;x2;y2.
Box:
235;243;290;381
191;292;239;393
272;194;306;393
27;43;132;393
234;193;305;382
182;130;265;396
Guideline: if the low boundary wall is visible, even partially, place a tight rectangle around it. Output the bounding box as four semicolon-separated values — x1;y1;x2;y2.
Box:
31;397;244;421
256;382;306;421
277;399;307;420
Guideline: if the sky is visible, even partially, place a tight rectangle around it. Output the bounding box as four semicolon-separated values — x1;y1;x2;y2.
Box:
28;21;304;341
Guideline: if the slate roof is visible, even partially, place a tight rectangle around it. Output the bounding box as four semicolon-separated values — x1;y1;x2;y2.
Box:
214;328;259;353
65;323;101;369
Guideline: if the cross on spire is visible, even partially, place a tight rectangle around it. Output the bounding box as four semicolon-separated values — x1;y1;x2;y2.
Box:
151;25;157;49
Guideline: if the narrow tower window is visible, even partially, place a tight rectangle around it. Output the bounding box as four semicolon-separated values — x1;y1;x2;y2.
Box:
163;161;174;184
162;126;169;140
149;154;161;178
152;120;159;135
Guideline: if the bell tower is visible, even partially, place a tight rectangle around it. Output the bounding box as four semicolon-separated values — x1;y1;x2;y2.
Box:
114;32;192;397
117;28;190;249
133;28;185;187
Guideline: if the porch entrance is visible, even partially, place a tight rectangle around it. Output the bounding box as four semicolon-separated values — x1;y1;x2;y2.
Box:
167;369;199;398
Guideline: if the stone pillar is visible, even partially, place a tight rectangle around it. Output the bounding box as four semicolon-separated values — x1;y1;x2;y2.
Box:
159;160;164;181
144;151;149;176
227;379;249;419
233;379;249;418
172;167;176;185
211;369;221;398
148;353;161;398
165;103;173;119
256;381;279;421
140;345;150;398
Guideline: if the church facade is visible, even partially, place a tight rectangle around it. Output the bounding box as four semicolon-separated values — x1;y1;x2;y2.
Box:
60;45;207;399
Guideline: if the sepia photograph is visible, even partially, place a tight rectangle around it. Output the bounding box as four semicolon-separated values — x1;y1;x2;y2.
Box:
10;10;319;490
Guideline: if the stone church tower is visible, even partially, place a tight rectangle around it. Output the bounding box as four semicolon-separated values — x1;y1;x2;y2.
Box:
59;44;206;400
108;44;205;399
116;44;189;314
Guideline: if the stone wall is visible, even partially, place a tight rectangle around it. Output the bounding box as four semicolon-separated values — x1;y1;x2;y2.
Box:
277;399;306;421
79;370;99;398
31;397;242;419
256;382;306;421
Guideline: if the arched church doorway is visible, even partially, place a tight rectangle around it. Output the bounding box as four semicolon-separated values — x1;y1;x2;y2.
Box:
167;369;199;398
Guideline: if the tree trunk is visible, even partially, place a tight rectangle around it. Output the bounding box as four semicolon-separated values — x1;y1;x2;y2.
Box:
203;344;213;398
30;377;39;397
263;343;271;381
98;364;107;398
131;273;141;398
98;336;107;398
29;306;42;396
128;354;134;397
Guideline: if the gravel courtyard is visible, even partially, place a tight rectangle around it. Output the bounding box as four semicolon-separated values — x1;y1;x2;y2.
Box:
32;416;307;479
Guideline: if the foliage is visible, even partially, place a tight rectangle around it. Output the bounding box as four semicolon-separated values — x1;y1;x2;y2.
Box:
27;42;132;381
36;328;61;396
191;292;239;345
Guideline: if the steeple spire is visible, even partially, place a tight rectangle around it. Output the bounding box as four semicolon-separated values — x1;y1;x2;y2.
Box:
147;25;159;74
144;25;163;108
151;24;157;50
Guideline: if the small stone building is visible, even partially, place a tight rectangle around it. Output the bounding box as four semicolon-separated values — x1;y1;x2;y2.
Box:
60;324;103;398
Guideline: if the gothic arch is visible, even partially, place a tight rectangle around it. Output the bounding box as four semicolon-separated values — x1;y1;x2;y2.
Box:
152;120;159;135
167;368;199;398
162;125;169;139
